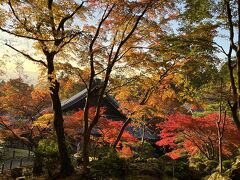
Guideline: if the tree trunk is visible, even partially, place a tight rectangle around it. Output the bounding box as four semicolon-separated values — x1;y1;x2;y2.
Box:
225;0;240;129
229;102;240;128
82;77;94;175
234;0;240;129
113;118;132;149
82;72;111;174
47;53;74;176
227;48;240;127
218;136;223;173
237;45;240;126
83;129;91;175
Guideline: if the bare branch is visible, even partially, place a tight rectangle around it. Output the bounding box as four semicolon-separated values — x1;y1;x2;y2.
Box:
8;0;38;36
108;30;118;63
112;3;150;64
90;4;115;54
89;4;115;79
57;1;85;31
0;27;54;42
225;0;238;51
211;41;228;56
48;0;56;34
8;0;22;23
56;31;82;53
0;119;32;146
5;43;47;67
77;70;88;90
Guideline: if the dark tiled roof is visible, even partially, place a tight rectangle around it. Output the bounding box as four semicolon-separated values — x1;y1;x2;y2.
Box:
61;85;121;113
61;88;88;111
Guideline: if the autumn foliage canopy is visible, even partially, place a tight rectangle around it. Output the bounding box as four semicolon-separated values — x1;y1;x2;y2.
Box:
156;113;240;160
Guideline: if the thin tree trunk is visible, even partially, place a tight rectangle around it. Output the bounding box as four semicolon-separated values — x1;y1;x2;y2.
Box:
235;0;240;129
141;123;145;158
218;135;223;173
225;0;240;128
113;118;132;149
217;78;226;174
217;110;223;173
82;74;94;175
81;3;151;174
217;113;225;174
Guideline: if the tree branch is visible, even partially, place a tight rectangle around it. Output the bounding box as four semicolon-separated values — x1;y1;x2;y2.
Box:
48;0;56;34
225;0;238;51
0;118;32;146
57;1;86;31
5;43;47;67
112;3;150;65
0;27;54;42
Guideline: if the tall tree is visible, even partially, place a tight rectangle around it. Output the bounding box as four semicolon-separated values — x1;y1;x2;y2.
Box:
156;113;240;160
223;0;240;128
77;0;180;173
0;0;88;175
110;21;219;150
181;0;240;129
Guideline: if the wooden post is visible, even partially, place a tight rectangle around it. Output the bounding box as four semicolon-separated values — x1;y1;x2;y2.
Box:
13;150;15;159
10;160;13;170
172;161;175;178
1;163;4;174
20;158;23;167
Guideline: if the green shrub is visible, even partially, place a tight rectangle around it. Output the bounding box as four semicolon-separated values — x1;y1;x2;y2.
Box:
35;139;59;177
158;156;203;179
222;160;232;171
90;148;128;179
133;141;155;160
189;153;218;174
11;167;24;179
205;160;218;173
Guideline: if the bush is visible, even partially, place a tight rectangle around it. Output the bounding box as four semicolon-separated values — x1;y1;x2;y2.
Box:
132;141;156;160
90;148;128;179
189;153;218;174
11;167;23;179
34;139;59;177
223;160;232;171
158;156;203;180
208;172;231;180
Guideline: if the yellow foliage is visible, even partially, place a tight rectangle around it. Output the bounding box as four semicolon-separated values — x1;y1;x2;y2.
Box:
33;114;54;128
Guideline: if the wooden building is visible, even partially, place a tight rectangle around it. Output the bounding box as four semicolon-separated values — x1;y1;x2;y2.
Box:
61;79;125;121
61;79;158;141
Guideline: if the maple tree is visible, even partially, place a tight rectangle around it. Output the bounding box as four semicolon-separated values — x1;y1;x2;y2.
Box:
62;108;137;157
0;78;51;119
220;0;240;128
0;0;177;174
0;0;89;175
0;116;32;147
179;0;240;130
110;21;219;150
156;113;240;160
0;78;33;118
97;118;137;158
76;0;181;173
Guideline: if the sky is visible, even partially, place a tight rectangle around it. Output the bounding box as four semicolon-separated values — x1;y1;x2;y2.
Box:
0;32;39;84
